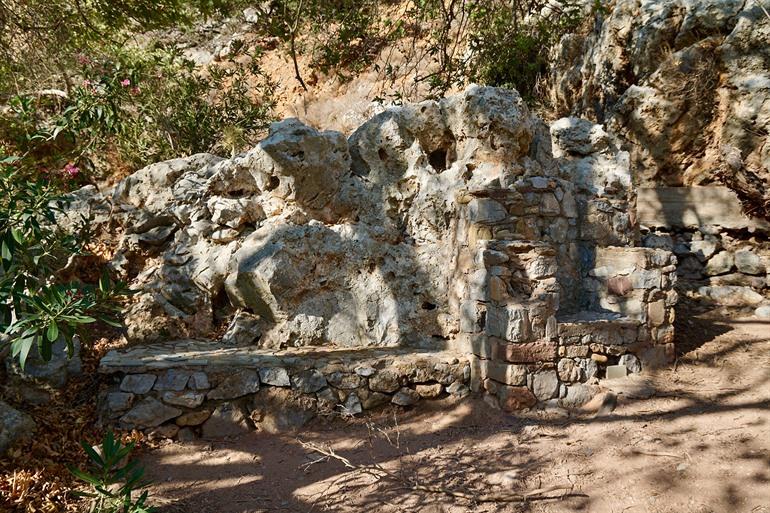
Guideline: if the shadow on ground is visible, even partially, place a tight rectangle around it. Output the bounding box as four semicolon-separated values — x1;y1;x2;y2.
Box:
142;312;770;513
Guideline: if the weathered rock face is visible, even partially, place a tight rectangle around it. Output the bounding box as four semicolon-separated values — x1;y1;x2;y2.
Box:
95;86;580;349
550;0;769;213
0;401;35;454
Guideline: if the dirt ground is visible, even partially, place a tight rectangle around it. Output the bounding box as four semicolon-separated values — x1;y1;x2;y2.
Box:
141;309;770;513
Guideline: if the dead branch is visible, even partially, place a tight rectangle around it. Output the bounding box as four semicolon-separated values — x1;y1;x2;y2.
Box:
298;440;585;504
286;0;308;92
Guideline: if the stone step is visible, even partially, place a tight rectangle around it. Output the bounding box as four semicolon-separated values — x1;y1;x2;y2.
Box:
99;340;471;439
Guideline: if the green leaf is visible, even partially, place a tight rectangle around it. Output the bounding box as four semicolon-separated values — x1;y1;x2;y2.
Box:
98;317;122;328
11;228;24;244
10;336;34;370
46;322;59;342
99;272;109;293
1;240;11;261
68;466;102;487
80;440;105;467
38;335;52;362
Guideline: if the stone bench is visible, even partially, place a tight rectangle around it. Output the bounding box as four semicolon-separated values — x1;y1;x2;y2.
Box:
99;341;471;439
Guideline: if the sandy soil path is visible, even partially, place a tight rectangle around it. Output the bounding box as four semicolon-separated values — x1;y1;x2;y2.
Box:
142;312;770;513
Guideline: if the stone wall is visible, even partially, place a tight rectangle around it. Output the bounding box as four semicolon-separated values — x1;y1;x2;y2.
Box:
643;226;770;308
101;345;470;437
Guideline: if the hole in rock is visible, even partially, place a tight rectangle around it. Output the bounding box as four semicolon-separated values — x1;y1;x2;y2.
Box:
212;288;235;324
421;301;437;310
377;148;388;161
265;175;280;191
428;148;448;172
226;188;249;199
462;163;476;181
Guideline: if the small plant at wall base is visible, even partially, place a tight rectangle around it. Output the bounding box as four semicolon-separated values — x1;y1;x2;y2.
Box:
69;431;155;513
0;155;129;368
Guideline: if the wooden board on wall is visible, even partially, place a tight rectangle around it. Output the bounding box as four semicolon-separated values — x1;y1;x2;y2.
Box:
636;186;770;231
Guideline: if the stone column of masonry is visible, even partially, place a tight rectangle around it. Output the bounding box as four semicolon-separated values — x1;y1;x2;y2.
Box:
457;179;572;411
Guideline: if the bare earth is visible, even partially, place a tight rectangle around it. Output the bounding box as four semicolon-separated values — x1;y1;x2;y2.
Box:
141;311;770;513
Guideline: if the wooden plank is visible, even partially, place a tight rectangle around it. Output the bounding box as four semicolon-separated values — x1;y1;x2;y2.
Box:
636;186;770;230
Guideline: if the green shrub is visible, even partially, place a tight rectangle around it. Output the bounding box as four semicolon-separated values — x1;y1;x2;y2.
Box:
1;47;275;179
70;431;155;513
0;156;128;368
466;0;585;99
252;0;588;102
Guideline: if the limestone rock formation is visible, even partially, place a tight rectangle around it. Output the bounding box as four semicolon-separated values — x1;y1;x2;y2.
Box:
550;0;769;217
90;86;555;349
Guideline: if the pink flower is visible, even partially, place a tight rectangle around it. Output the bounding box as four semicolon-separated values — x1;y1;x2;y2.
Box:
63;163;80;178
120;78;131;87
83;79;91;87
130;86;140;95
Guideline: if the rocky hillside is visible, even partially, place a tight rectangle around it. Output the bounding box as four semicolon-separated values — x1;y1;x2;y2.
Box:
549;0;769;216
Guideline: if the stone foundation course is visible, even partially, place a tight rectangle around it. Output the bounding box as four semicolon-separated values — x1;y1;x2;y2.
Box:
100;343;470;438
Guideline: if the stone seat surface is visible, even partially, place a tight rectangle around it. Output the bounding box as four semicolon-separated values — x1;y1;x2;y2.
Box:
556;310;641;324
99;340;472;433
99;339;468;374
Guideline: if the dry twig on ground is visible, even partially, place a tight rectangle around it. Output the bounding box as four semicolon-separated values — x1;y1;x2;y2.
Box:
298;440;585;504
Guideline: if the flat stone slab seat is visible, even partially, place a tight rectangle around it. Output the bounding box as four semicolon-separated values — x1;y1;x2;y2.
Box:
98;340;471;438
557;311;643;347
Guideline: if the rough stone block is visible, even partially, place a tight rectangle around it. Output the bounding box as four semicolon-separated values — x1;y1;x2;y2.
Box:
327;372;363;390
647;300;666;326
607;276;633;296
619;354;642;374
497;385;537;411
106;392;134;413
557;358;582;382
559;384;596;408
392;388;420;406
188;372;210;390
705;251;734;276
735;249;765;275
119;397;182;429
258;368;291;387
605;365;627;380
492;339;557;363
468;198;508;224
416;383;443;398
291;369;327;394
208;370;260;400
176;410;212;427
481;360;527;386
460;301;484;333
470;335;493;359
369;370;402;393
531;371;559;401
162;391;205;409
486;305;531;343
120;374;156;394
154;370;191;392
